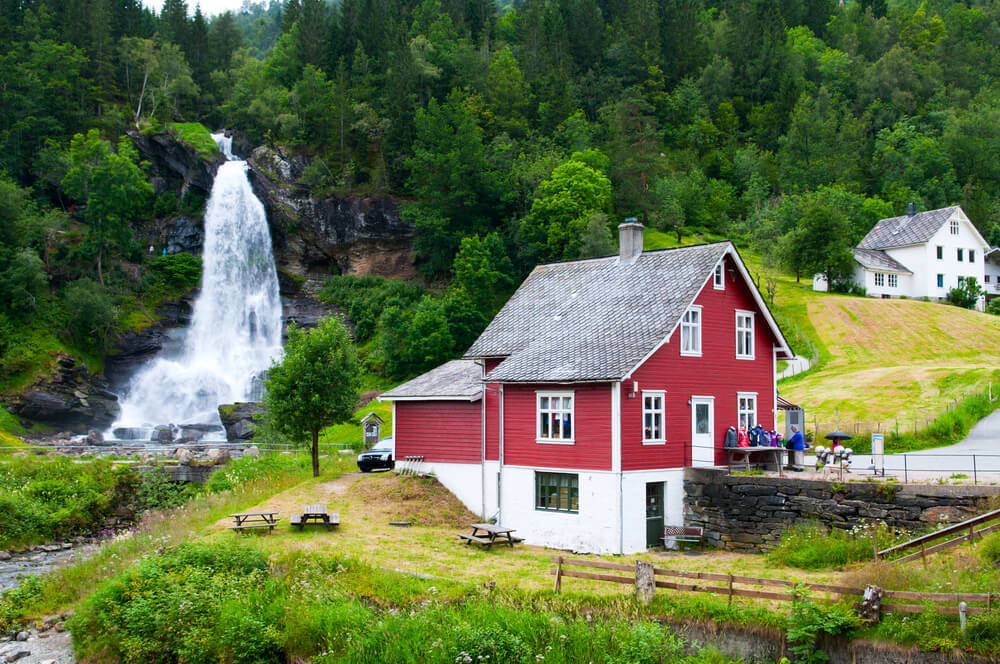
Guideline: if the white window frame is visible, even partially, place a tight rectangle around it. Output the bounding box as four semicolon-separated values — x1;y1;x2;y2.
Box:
536;391;574;444
737;392;757;430
641;390;666;445
735;310;755;360
887;273;898;288
713;263;725;290
951;220;960;235
680;305;702;357
874;272;884;287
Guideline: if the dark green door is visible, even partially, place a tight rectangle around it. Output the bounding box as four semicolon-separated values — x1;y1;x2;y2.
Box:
645;482;665;548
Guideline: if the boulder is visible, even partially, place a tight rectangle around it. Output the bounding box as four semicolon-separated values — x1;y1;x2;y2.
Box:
1;353;119;432
218;402;264;442
112;427;147;441
0;551;11;560
151;426;173;444
86;428;105;446
243;446;260;457
175;448;195;465
206;448;230;465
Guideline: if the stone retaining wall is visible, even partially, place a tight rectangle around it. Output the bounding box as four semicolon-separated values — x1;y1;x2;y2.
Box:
683;467;1000;552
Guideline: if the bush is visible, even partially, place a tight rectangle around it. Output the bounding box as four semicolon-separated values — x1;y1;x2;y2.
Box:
62;278;116;350
980;532;1000;566
0;574;42;633
137;466;200;510
148;252;202;291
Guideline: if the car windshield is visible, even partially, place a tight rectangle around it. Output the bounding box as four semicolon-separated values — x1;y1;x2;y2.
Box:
370;439;392;452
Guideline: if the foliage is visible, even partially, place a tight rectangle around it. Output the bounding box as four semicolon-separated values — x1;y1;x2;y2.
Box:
204;453;311;493
261;317;360;476
147;253;203;292
768;521;911;569
137;466;200;510
168;122;219;160
0;456;139;549
62;278;117;351
946;277;984;309
0;574;43;633
980;532;1000;566
786;587;858;664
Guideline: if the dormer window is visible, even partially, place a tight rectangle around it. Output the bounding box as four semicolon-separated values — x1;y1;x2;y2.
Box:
951;220;960;235
680;306;702;357
713;263;724;290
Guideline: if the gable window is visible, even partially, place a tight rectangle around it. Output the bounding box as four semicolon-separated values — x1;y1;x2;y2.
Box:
970;250;976;263
887;274;898;288
535;472;578;513
937;274;944;288
951;220;960;235
735;310;754;360
713;263;725;290
738;393;757;429
936;245;943;259
874;272;885;287
680;306;702;357
958;248;964;262
642;391;665;444
537;392;573;444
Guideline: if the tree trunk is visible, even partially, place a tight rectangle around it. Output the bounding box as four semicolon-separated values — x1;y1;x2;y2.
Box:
311;426;320;477
97;246;104;287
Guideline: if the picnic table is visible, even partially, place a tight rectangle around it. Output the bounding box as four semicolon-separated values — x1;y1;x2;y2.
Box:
229;511;280;533
726;446;784;474
290;504;340;531
458;523;520;549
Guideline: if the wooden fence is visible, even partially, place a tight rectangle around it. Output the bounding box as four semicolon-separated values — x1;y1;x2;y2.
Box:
876;507;1000;564
549;557;995;617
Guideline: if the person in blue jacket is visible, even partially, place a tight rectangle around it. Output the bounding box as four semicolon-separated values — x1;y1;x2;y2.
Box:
786;425;805;471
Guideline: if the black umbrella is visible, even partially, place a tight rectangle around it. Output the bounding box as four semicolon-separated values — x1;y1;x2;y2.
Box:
824;431;853;443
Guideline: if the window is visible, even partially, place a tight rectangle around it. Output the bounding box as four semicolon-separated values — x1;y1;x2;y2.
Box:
937;274;944;288
738;393;757;429
713;263;725;290
951;220;960;235
970;250;976;263
936;245;943;260
680;306;702;356
535;472;578;513
642;391;665;443
888;274;898;288
987;275;992;284
537;392;573;443
874;272;885;287
958;248;964;262
735;310;754;360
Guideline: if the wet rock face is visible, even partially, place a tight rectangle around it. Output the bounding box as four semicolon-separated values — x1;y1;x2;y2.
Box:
104;295;195;389
246;146;417;281
128;130;221;197
218;402;265;442
1;355;119;432
164;216;204;254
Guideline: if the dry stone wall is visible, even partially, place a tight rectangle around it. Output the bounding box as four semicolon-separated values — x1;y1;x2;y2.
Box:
683;467;1000;552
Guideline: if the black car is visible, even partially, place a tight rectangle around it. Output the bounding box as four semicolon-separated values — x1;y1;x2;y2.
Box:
357;437;394;472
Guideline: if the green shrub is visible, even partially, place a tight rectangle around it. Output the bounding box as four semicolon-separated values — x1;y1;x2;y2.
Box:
0;574;42;632
606;621;685;664
148;253;202;291
62;278;116;350
980;532;1000;566
138;466;200;510
786;587;858;664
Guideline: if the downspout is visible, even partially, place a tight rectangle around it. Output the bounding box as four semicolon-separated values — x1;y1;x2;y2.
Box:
479;360;486;521
612;380;623;554
498;384;504;523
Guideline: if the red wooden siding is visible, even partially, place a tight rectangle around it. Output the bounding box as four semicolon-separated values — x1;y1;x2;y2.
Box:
485;383;500;461
622;255;778;470
501;383;612;471
394;400;482;464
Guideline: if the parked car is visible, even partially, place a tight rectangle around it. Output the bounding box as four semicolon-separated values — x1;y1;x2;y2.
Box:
357;437;394;472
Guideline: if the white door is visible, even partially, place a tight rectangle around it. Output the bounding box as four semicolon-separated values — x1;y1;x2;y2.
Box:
691;398;715;467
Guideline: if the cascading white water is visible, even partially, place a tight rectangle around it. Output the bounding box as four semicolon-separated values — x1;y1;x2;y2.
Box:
109;133;282;439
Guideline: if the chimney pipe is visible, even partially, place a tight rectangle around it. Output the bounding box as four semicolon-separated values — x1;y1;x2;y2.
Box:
907;202;916;217
618;218;644;264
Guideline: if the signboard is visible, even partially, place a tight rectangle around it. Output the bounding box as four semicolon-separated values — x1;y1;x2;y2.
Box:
871;433;884;475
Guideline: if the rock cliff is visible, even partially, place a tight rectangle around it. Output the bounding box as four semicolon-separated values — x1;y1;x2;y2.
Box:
128;129;222;196
247;145;417;281
2;354;120;432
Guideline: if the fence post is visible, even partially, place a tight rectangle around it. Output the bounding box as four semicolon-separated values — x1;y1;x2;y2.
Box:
728;573;734;605
553;556;563;593
903;455;908;484
635;560;655;605
973;456;977;485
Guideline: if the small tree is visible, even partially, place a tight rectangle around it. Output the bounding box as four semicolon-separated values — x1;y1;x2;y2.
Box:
947;277;984;310
262;317;360;477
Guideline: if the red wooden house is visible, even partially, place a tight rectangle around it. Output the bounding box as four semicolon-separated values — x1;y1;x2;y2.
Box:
380;223;792;553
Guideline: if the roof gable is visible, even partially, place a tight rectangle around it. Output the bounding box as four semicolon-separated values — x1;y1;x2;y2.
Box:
853;248;913;274
858;206;967;250
465;242;792;383
379;359;482;401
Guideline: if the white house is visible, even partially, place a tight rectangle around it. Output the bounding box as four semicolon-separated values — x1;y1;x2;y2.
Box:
984;248;1000;300
843;206;989;309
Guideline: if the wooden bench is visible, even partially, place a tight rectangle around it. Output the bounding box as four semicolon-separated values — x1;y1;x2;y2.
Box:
663;525;703;547
290;505;339;531
458;523;518;550
231;522;279;533
459;533;491;545
229;511;280;534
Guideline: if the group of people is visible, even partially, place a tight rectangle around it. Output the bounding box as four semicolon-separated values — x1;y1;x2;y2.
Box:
723;423;806;471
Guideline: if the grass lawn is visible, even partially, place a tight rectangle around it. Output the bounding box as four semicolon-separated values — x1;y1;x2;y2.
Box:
318;398;393;451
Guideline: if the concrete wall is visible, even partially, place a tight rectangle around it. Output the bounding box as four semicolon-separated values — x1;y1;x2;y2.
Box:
683;467;999;552
416;460;499;521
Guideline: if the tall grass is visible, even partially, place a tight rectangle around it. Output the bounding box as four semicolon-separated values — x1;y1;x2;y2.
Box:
768;521;913;569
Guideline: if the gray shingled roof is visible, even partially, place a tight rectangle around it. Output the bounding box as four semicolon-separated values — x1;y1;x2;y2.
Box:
465;242;783;383
853;248;912;274
857;206;960;250
379;359;482;400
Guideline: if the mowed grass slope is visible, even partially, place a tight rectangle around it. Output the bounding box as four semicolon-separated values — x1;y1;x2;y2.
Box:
776;281;1000;423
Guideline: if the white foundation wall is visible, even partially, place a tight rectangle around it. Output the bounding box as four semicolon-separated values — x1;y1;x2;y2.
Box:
620;469;687;554
500;466;622;553
415;460;500;520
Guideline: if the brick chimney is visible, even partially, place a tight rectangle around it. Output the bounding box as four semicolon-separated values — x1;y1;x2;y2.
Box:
618;218;644;264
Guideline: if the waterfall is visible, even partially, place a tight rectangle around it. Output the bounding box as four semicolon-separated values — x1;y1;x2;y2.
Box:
108;133;282;440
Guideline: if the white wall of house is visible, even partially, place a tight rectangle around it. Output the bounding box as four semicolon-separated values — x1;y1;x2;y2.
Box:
859;209;988;308
415;460;500;521
619;468;687;553
983;253;1000;298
